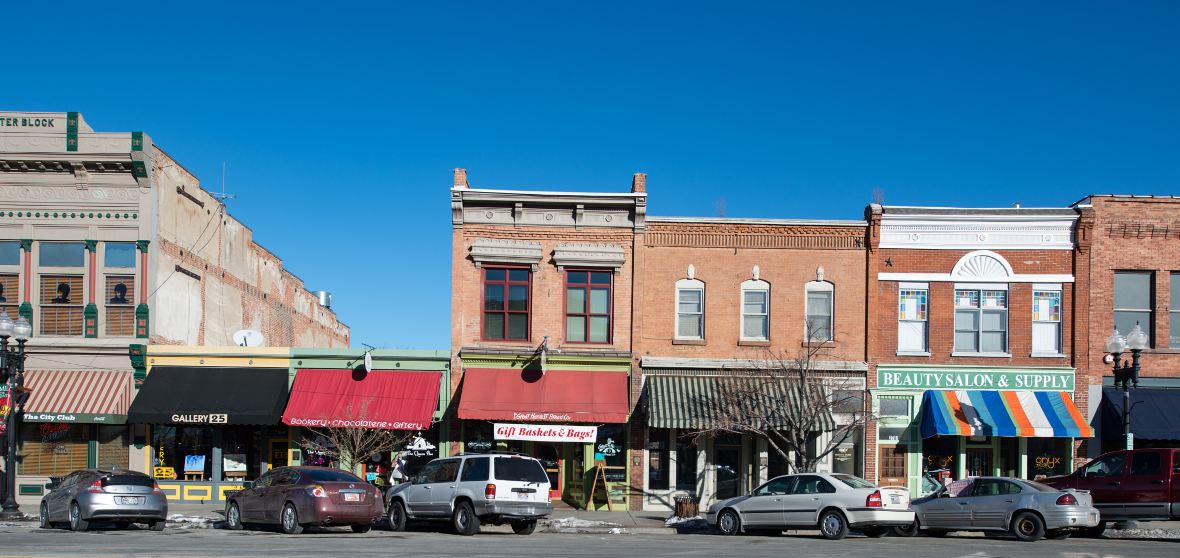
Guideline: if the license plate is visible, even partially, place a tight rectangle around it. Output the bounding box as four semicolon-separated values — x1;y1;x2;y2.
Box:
890;495;900;504
344;493;360;502
116;496;142;505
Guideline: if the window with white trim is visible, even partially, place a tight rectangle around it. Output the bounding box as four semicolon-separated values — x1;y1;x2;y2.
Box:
805;281;834;342
1171;273;1180;349
1032;287;1062;355
740;279;770;340
1114;271;1153;347
675;278;705;340
954;287;1007;353
897;286;928;353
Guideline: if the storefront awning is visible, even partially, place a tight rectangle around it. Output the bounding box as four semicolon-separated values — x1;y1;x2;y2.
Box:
21;370;135;424
127;366;289;425
1100;387;1180;441
457;368;630;423
282;369;441;430
645;374;836;431
919;390;1093;439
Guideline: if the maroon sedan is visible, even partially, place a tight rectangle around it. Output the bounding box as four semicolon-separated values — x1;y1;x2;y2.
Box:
225;467;383;534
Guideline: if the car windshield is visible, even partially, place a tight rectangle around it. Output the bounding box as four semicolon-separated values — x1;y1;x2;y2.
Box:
1021;480;1060;492
494;457;549;483
301;469;363;483
831;474;876;489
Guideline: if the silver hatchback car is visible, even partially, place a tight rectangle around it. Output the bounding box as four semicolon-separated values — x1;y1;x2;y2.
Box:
39;469;169;531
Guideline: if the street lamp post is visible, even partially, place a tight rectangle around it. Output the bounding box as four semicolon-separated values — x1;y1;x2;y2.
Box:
0;312;32;520
1105;324;1149;451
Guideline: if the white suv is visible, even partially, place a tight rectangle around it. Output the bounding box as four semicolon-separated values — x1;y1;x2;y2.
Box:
385;452;553;535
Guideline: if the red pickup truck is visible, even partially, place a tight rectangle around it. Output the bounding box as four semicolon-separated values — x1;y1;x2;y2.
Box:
1041;448;1180;534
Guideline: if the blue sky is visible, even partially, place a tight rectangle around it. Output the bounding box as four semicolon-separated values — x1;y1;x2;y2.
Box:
4;1;1178;349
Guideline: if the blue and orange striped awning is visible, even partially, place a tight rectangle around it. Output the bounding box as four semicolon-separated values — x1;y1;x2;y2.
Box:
920;390;1093;439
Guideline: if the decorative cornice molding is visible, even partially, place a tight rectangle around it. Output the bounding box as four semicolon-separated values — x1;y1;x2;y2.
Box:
878;272;1075;283
879;217;1075;250
640;355;869;372
552;243;625;271
468;238;543;270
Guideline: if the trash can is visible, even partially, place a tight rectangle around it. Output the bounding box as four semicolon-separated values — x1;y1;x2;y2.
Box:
674;495;700;518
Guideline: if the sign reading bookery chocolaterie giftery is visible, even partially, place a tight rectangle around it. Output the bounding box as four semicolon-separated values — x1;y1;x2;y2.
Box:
494;423;597;443
877;366;1074;391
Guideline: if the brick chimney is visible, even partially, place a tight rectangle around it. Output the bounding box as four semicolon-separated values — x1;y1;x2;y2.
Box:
631;172;646;193
453;168;468;189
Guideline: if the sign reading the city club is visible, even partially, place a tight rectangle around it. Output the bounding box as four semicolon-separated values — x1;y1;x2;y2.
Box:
494;423;597;443
877;367;1074;391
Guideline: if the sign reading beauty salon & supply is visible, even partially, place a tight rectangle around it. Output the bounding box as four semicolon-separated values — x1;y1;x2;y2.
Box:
494;423;597;443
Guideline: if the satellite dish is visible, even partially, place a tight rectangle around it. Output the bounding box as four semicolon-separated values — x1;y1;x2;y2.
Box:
233;329;266;347
363;351;373;373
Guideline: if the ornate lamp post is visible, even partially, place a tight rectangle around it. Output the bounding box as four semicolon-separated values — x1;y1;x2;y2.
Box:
1105;324;1149;451
0;311;32;520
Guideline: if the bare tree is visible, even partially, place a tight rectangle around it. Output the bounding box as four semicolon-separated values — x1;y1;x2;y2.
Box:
298;403;415;472
688;320;872;473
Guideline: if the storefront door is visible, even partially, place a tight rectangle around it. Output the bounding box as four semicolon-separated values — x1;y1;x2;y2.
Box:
879;444;907;486
966;447;992;477
714;436;743;500
535;442;563;500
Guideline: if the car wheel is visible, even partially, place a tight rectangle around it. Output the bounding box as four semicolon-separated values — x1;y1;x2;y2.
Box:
387;501;407;532
39;502;51;529
1078;523;1106;538
1011;511;1045;542
226;502;243;530
1046;529;1071;540
149;520;166;532
451;501;480;536
717;509;742;536
818;509;849;540
861;527;888;538
892;519;919;537
280;503;304;535
351;523;372;533
68;502;89;532
511;520;537;535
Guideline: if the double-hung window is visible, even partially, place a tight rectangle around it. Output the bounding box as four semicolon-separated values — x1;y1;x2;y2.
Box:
1171;273;1180;348
740;280;770;341
0;241;20;318
39;242;86;336
104;242;137;337
805;281;834;342
954;287;1007;354
1114;271;1153;346
566;270;611;343
482;267;530;341
675;278;705;340
897;285;928;353
1031;287;1063;355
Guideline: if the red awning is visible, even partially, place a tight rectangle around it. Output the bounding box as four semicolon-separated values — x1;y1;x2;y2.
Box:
457;368;630;423
282;369;441;430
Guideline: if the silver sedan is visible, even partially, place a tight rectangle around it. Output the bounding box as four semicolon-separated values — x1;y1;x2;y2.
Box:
39;469;168;531
894;476;1099;541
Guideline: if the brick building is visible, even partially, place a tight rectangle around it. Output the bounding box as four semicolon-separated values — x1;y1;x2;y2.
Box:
865;205;1093;495
0;111;348;504
1073;195;1180;455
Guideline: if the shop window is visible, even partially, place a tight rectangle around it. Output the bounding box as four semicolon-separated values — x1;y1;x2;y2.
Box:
805;281;834;341
482;267;530;341
596;424;626;482
648;429;670;490
105;275;135;336
831;390;864;414
0;241;19;265
152;425;215;480
898;288;928;352
221;426;261;481
1026;438;1071;479
878;397;911;418
831;428;862;476
1171;273;1180;348
104;242;136;268
675;434;698;491
922;436;959;478
954;288;1008;353
17;423;88;476
1032;288;1063;355
675;279;705;340
463;421;495;454
566;270;612;343
39;275;84;335
739;278;771;341
96;425;130;470
1114;271;1153;347
39;242;85;268
0;273;17;318
878;426;906;445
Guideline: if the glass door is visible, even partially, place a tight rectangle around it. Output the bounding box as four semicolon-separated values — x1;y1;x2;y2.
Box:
714;435;743;500
535;442;563;500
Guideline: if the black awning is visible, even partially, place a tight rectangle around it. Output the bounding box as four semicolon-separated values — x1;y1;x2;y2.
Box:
127;366;289;425
1101;387;1180;441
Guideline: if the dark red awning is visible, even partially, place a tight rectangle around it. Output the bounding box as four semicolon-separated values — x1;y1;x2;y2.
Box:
282;369;441;430
457;368;630;423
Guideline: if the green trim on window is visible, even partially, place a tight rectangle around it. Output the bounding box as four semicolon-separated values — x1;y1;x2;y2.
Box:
20;239;32;251
136;240;150;253
84;239;98;252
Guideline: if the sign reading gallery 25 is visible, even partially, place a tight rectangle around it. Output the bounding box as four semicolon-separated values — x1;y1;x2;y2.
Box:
877;366;1074;391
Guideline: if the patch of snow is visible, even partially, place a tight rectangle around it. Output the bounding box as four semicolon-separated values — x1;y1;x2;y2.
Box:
1104;528;1180;540
547;517;623;529
0;522;25;528
664;515;713;534
165;514;223;529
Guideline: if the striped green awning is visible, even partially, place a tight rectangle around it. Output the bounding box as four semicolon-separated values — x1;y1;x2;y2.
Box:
646;375;836;431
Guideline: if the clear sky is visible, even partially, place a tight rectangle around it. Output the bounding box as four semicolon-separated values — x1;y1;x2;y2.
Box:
4;1;1178;349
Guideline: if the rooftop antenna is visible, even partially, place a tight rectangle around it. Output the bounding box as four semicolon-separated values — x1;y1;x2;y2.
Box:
212;161;236;204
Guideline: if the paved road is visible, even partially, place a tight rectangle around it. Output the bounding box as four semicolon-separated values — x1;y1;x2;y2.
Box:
0;523;1175;558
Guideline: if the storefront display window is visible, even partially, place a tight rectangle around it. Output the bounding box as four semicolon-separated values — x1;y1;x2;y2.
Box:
675;434;698;491
398;425;440;481
1027;438;1071;479
463;421;495;454
832;428;863;476
221;427;261;481
96;425;129;470
152;425;214;480
17;422;87;476
648;429;670;490
714;433;742;500
595;424;626;483
922;436;958;481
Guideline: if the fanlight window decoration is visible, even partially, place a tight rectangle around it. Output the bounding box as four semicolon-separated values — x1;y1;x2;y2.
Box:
950;251;1014;282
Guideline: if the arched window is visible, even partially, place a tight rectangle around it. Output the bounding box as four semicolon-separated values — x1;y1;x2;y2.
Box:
675;277;705;340
804;280;834;342
740;279;771;341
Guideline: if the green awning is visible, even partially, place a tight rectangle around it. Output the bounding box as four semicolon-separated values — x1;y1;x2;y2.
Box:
645;374;836;431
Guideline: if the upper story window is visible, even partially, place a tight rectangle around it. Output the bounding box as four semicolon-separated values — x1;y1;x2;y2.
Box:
566;270;611;343
954;287;1007;354
0;241;19;317
0;241;19;266
40;274;84;336
805;280;834;342
1171;273;1180;349
675;277;705;340
898;285;928;353
39;242;85;268
482;267;530;341
1032;287;1063;355
740;279;770;341
104;242;137;268
1114;271;1153;347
